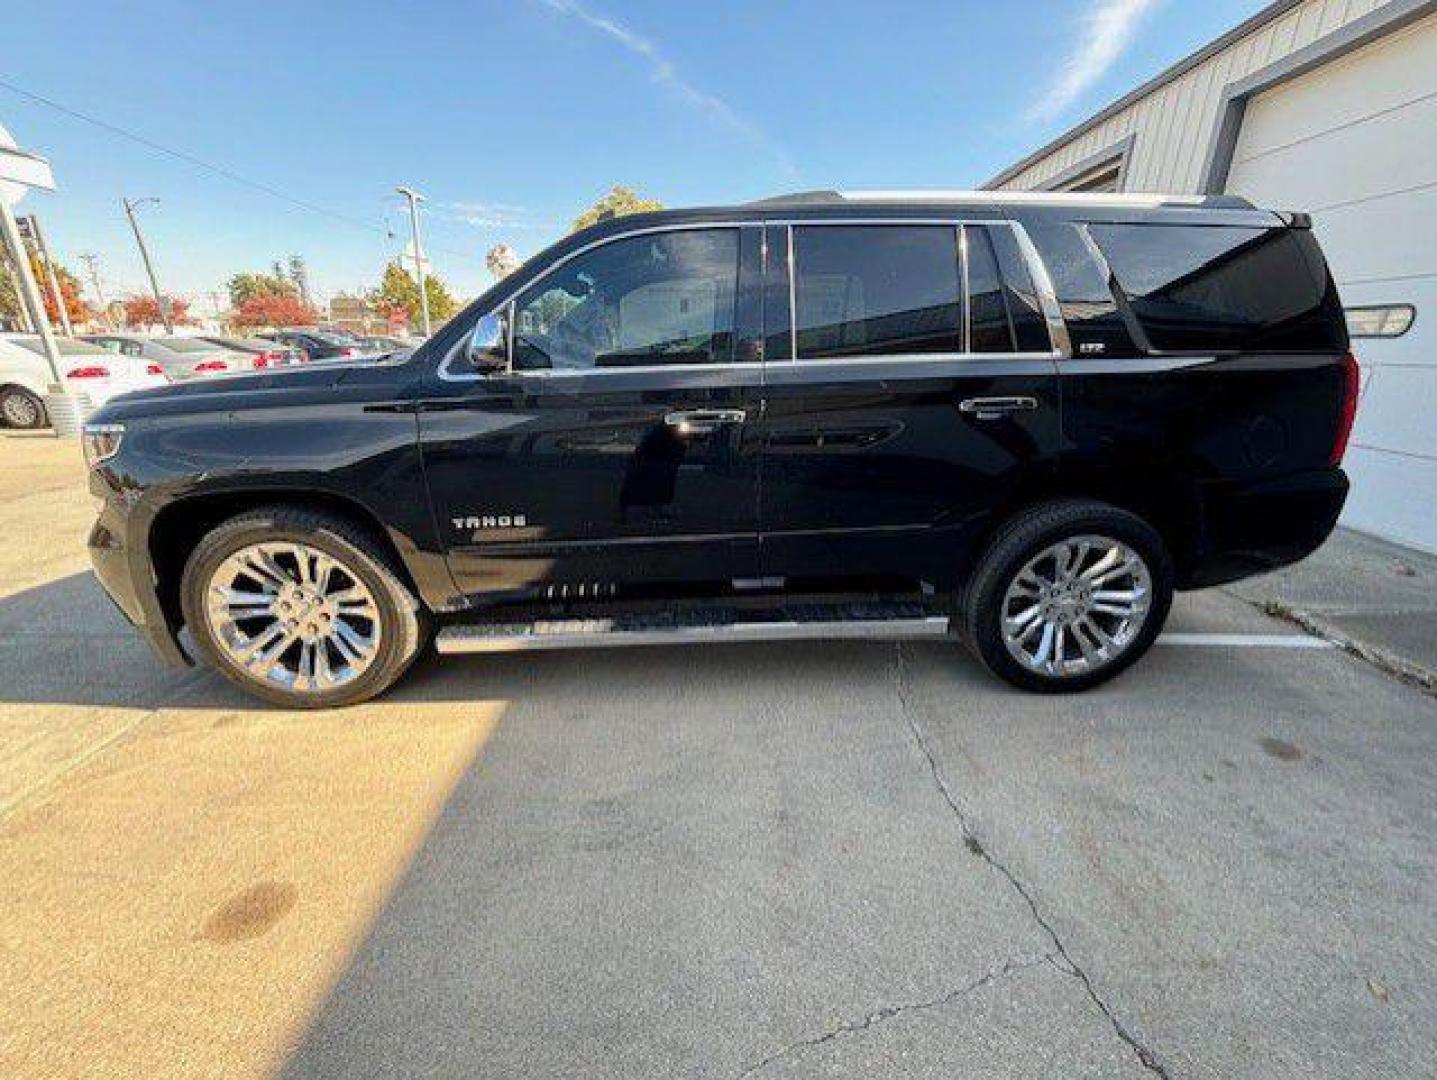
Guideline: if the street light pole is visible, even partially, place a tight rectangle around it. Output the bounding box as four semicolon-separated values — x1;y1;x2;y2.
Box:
122;197;173;333
395;185;430;336
79;253;110;327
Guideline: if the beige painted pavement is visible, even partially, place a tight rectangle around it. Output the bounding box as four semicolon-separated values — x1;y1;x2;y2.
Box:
0;435;509;1078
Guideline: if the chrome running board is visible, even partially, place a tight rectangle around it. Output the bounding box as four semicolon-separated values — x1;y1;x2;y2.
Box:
435;613;950;654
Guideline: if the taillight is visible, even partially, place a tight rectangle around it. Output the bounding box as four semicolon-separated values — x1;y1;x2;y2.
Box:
338;347;359;359
1331;351;1360;466
194;359;229;373
253;350;283;369
146;363;165;377
66;365;110;379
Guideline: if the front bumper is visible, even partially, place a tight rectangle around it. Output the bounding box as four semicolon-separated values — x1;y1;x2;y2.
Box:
87;475;191;669
1181;467;1349;588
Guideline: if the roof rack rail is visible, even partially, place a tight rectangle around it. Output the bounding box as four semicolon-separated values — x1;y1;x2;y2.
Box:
748;189;1256;210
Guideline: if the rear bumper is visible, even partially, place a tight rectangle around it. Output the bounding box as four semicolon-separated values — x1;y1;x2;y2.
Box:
1180;468;1348;588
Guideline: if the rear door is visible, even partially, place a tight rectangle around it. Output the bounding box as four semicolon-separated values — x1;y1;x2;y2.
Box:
756;218;1064;588
419;224;764;600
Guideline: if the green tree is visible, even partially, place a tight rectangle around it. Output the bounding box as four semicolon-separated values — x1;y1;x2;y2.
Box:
227;271;295;309
570;185;663;233
368;262;458;330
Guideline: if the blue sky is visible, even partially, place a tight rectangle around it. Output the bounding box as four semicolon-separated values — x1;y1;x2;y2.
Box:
3;0;1265;306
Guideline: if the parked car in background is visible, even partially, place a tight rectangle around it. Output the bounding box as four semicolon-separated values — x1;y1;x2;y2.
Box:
356;334;415;354
0;335;168;428
257;329;377;361
82;334;251;380
196;335;307;368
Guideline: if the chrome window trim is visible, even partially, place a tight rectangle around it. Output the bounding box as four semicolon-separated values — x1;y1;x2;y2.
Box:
438;215;1071;382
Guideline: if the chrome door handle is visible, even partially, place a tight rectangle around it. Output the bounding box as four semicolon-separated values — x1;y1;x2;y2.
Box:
664;408;747;434
959;396;1039;419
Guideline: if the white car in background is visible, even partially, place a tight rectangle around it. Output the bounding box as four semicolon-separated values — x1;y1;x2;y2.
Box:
81;333;253;380
0;335;170;429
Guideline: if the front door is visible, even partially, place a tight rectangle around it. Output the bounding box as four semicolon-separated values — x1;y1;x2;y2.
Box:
756;220;1063;589
419;225;764;601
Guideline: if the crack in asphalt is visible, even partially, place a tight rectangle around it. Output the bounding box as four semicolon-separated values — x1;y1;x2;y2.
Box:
736;953;1056;1078
889;643;1174;1079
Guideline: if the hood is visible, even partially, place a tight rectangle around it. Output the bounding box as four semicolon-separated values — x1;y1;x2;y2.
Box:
89;356;416;425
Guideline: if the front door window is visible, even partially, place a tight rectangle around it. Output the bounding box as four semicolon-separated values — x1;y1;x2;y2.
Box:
512;229;738;371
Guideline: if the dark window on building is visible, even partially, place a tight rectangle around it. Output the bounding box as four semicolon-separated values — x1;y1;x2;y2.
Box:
1088;224;1346;353
793;226;961;358
512;228;738;370
965;226;1012;353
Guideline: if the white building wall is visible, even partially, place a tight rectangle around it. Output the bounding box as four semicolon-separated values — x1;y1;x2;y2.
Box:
995;0;1383;193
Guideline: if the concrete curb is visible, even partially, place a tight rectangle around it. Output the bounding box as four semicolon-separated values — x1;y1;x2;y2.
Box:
1256;599;1437;697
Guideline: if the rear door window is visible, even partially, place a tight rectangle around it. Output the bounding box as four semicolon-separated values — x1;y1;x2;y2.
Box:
792;225;961;358
1088;224;1345;352
963;225;1052;354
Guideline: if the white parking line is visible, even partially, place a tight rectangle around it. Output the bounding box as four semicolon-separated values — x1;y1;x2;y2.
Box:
1156;632;1335;648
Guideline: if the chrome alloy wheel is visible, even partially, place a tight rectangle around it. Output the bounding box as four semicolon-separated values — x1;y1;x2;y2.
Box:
2;391;41;428
999;535;1153;678
204;541;382;692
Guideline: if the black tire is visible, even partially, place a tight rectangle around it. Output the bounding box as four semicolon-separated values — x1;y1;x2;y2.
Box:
958;500;1174;693
180;506;430;708
1;386;47;430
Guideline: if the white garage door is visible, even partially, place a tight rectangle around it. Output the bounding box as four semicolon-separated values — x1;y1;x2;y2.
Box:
1226;13;1437;554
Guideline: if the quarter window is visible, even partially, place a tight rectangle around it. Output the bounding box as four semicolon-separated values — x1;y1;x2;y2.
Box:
792;226;961;358
1088;224;1345;353
512;228;738;371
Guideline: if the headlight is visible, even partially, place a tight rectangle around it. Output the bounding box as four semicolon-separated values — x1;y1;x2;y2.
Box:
82;423;125;468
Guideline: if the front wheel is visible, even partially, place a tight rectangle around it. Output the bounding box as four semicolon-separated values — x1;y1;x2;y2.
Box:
960;501;1174;693
181;507;429;708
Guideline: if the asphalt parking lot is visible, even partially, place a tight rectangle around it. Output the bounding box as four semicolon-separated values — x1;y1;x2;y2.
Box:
1;433;1433;1079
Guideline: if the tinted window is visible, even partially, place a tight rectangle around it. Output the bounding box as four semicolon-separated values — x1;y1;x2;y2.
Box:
1089;224;1346;352
965;226;1013;353
988;226;1050;352
513;229;737;370
793;226;960;358
1024;220;1136;357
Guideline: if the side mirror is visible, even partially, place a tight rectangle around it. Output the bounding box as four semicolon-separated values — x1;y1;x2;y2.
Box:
467;312;508;373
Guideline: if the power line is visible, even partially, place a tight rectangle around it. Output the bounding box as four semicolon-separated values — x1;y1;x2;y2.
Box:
0;77;480;263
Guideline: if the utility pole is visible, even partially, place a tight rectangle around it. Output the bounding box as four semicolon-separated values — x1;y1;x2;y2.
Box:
122;196;173;333
79;253;110;327
23;214;73;336
395;185;430;336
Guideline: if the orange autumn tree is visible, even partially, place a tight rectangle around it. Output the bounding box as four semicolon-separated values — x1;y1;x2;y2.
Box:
230;293;319;329
122;294;191;330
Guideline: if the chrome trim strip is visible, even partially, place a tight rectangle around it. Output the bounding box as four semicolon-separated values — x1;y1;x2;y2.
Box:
786;224;798;362
435;615;951;654
1008;220;1071;358
958;225;972;355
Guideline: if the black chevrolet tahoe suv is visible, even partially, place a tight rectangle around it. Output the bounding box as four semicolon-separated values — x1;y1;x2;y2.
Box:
83;190;1358;708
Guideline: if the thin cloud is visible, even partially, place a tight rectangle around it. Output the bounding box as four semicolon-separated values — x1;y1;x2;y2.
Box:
441;201;538;229
535;0;796;177
1028;0;1161;121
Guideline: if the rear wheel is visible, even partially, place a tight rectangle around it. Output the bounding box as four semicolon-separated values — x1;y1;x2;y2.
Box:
0;387;46;430
960;501;1173;692
181;507;429;708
